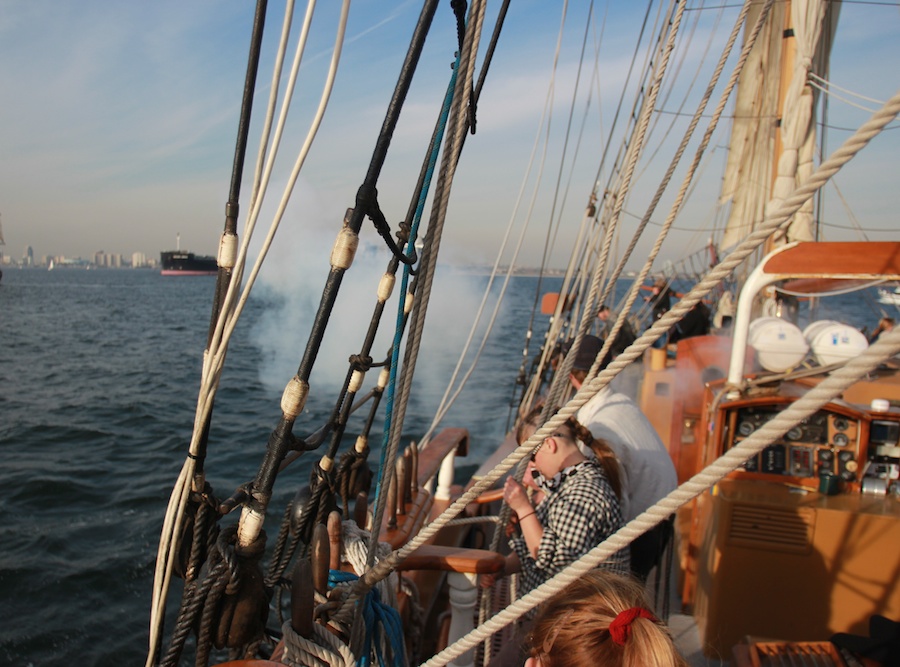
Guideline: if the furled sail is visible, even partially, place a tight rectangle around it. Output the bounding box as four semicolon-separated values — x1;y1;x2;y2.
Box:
718;1;785;251
719;0;839;250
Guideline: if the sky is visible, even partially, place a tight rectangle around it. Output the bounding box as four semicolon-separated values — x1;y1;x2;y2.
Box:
1;0;898;270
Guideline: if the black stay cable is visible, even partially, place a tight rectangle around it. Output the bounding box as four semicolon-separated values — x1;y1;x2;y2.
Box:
244;0;441;554
194;0;269;475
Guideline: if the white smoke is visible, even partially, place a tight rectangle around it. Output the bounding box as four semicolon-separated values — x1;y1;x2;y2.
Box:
246;177;501;434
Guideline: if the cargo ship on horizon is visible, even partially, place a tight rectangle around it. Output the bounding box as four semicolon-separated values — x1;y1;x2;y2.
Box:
160;233;217;276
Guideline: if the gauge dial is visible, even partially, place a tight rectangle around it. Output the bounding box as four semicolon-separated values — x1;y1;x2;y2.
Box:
833;433;849;447
786;426;803;441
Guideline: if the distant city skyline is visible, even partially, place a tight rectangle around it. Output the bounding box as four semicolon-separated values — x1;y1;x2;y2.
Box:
2;2;898;272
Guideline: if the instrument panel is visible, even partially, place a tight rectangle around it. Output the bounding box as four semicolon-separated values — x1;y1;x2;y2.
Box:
727;406;867;484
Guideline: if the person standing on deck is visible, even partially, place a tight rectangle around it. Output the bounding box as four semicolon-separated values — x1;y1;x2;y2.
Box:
569;335;677;582
645;277;674;348
595;305;637;362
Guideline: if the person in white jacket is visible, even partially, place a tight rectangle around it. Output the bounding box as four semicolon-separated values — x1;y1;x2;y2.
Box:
570;335;677;580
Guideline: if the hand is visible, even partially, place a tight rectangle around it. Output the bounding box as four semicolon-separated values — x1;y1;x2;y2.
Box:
481;557;506;588
504;476;532;517
522;460;540;492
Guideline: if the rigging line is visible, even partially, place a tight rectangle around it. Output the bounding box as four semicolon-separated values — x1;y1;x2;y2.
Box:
591;0;670;208
809;71;887;106
548;0;687;445
561;0;688;391
203;0;319;401
355;80;900;614
145;2;287;662
835;0;900;4
585;0;677;273
778;279;891;298
547;4;609;259
588;0;656;193
543;0;589;264
371;43;462;524
813;136;867;242
421;89;900;666
818;120;900;132
808;78;882;113
355;0;489;603
529;0;571;322
206;0;350;450
427;329;900;667
361;0;472;585
684;2;745;8
819;220;897;233
407;2;516;446
638;0;711;172
603;0;759;332
156;5;360;659
421;4;553;447
655;108;775;119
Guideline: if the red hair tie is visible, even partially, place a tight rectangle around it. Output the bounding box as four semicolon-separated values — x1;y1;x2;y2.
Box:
609;607;657;646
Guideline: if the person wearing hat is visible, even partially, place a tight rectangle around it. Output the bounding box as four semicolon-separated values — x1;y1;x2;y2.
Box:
570;334;677;581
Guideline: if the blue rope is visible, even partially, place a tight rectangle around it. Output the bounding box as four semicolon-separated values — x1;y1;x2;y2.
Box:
329;570;406;667
372;50;462;511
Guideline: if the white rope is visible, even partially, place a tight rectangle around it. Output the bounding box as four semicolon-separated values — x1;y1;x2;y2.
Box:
546;0;688;412
421;0;570;447
360;0;488;583
282;620;356;667
590;0;763;387
593;0;771;387
809;71;887;106
146;2;353;662
341;520;398;609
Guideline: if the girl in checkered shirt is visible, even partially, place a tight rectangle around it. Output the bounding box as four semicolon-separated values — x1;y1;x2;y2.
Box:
484;412;630;596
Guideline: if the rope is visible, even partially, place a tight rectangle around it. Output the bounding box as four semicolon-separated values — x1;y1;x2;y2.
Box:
332;570;406;667
420;0;570;447
148;3;352;661
546;0;688;415
356;0;489;596
592;0;773;380
423;328;900;666
282;620;356;667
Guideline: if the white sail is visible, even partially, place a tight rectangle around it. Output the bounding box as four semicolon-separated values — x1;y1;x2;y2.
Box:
767;0;839;246
718;1;785;251
719;0;840;250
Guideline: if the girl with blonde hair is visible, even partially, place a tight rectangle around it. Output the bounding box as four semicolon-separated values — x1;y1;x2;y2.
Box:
526;569;688;667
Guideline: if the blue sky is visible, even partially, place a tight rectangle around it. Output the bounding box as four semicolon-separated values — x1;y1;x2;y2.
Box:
1;1;897;268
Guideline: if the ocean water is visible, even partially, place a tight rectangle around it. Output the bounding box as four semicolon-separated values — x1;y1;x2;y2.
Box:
0;267;891;666
0;267;557;666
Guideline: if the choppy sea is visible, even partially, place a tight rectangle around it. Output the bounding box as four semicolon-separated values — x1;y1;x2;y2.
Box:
0;267;891;665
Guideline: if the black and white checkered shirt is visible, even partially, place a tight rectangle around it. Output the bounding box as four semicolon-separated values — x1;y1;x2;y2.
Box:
509;459;629;595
